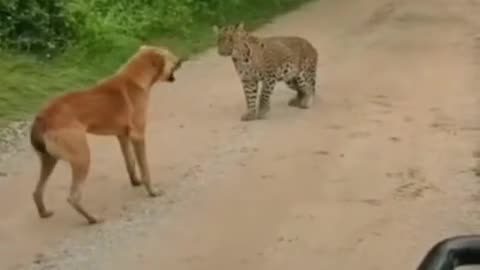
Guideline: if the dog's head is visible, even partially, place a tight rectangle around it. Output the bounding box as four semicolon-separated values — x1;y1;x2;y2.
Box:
137;45;187;84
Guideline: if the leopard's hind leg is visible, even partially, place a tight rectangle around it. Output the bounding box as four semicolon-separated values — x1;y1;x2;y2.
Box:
297;64;317;109
286;77;304;108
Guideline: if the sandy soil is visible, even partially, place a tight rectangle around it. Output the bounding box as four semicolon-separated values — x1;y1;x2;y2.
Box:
2;0;480;269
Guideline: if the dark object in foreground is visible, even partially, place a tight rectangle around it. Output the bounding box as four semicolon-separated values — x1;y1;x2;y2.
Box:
417;235;480;270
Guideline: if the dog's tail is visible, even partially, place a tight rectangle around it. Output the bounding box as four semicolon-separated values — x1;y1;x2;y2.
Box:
30;117;48;155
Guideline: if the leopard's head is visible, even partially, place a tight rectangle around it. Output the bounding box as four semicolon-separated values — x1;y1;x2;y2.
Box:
213;22;248;56
231;35;265;67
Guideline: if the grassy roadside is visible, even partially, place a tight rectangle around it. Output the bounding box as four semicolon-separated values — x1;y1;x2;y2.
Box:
0;0;312;127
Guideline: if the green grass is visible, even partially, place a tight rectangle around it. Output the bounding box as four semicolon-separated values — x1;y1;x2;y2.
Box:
0;0;312;127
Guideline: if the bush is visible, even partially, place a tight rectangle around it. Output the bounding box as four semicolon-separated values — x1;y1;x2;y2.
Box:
1;0;309;58
0;0;312;124
0;0;76;56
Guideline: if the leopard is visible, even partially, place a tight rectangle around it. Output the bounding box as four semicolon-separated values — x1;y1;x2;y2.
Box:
213;22;318;121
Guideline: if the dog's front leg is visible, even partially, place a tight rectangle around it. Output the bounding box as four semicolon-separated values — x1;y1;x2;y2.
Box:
130;131;162;197
117;135;141;187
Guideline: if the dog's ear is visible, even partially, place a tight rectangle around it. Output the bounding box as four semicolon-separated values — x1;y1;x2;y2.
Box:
180;56;189;64
140;44;150;51
150;52;165;70
175;56;188;70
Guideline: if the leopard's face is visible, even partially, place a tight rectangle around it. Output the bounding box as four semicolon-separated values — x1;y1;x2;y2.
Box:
232;40;253;66
231;35;272;80
232;39;264;80
231;38;245;59
216;26;236;56
214;23;248;56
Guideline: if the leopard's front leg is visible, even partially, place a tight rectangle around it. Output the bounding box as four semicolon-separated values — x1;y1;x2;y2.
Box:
258;78;275;119
241;79;259;121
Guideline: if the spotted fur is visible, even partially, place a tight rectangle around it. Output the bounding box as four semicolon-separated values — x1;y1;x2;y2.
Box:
214;23;318;121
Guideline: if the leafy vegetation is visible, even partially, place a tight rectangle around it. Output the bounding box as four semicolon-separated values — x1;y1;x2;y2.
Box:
0;0;311;125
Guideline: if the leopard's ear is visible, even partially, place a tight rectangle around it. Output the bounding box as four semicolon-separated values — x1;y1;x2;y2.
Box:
235;22;245;31
244;42;252;58
212;25;220;35
260;41;266;49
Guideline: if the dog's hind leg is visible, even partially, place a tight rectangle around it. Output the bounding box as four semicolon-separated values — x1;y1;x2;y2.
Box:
67;159;102;225
50;129;101;225
67;133;103;224
33;152;58;219
117;135;141;187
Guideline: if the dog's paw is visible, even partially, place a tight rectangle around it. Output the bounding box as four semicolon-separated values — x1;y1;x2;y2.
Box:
87;217;104;225
39;211;54;219
148;189;165;198
130;177;142;187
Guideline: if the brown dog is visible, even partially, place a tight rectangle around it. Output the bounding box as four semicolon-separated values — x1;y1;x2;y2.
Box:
30;45;185;224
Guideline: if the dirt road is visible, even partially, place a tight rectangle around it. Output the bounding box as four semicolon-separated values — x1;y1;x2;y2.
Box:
2;0;480;269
